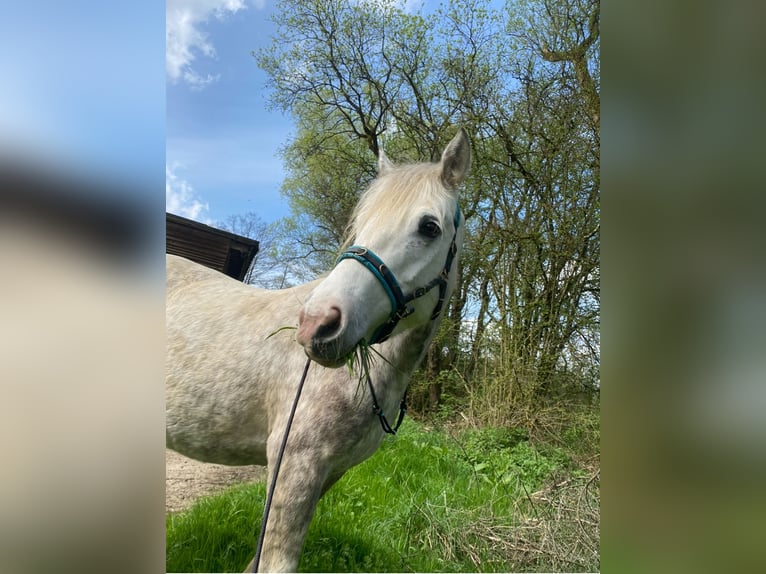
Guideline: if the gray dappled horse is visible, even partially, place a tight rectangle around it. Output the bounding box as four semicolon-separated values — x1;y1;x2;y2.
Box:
166;129;471;572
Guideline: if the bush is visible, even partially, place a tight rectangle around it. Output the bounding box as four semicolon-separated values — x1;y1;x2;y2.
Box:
454;426;571;494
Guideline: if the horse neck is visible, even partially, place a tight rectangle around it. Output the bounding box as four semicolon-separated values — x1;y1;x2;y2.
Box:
369;313;444;411
367;244;462;411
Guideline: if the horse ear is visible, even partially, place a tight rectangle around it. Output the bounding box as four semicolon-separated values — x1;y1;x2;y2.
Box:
378;149;394;175
440;128;471;189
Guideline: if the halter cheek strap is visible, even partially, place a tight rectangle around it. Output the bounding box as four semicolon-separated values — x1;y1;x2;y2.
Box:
335;204;462;345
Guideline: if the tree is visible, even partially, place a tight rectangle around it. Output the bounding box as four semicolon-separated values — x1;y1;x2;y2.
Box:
217;212;295;289
254;0;600;421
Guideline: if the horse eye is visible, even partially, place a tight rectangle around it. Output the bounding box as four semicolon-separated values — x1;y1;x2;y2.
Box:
418;218;441;239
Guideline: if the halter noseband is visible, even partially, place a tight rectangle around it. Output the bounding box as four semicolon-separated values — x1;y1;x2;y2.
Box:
335;204;462;345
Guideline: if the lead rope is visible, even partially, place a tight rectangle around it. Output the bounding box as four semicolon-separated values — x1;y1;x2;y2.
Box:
252;356;406;570
253;357;312;573
366;375;407;435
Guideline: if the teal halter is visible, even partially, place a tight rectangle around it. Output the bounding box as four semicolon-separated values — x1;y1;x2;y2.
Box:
335;204;461;345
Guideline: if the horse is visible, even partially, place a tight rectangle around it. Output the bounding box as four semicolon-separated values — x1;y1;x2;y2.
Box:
166;128;471;572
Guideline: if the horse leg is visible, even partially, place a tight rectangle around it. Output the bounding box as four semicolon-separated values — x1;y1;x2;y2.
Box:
244;446;329;573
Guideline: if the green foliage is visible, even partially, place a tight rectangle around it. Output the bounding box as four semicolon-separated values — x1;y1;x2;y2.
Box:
558;403;600;457
460;426;529;456
407;366;467;420
256;0;600;419
456;426;571;493
166;484;267;573
166;417;599;572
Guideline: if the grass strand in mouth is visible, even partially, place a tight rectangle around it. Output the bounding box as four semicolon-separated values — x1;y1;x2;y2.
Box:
343;340;400;402
344;339;373;400
266;327;396;393
265;325;297;339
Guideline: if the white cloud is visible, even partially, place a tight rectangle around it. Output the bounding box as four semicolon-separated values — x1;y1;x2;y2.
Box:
166;0;264;88
166;163;211;223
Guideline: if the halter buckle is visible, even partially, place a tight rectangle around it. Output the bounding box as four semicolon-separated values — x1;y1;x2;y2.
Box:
396;305;415;320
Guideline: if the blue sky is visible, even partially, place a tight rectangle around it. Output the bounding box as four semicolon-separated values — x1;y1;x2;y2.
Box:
1;0;435;230
0;1;285;226
166;0;428;228
0;2;165;196
166;0;293;226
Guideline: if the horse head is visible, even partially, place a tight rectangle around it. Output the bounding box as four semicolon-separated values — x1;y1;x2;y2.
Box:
296;129;471;367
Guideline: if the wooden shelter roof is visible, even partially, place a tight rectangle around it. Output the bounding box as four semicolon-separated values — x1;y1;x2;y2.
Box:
166;212;259;282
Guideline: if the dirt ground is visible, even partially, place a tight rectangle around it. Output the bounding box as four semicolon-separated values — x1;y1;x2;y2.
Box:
165;449;267;513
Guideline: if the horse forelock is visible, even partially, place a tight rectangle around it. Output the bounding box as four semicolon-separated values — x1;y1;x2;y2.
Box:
341;162;455;250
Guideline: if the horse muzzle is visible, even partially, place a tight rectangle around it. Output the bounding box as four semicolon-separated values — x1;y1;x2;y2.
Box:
296;306;350;368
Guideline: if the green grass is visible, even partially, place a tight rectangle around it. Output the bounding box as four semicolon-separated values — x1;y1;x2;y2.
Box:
167;418;599;572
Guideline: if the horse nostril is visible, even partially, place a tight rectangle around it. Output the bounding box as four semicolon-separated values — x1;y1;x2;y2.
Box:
315;306;342;341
